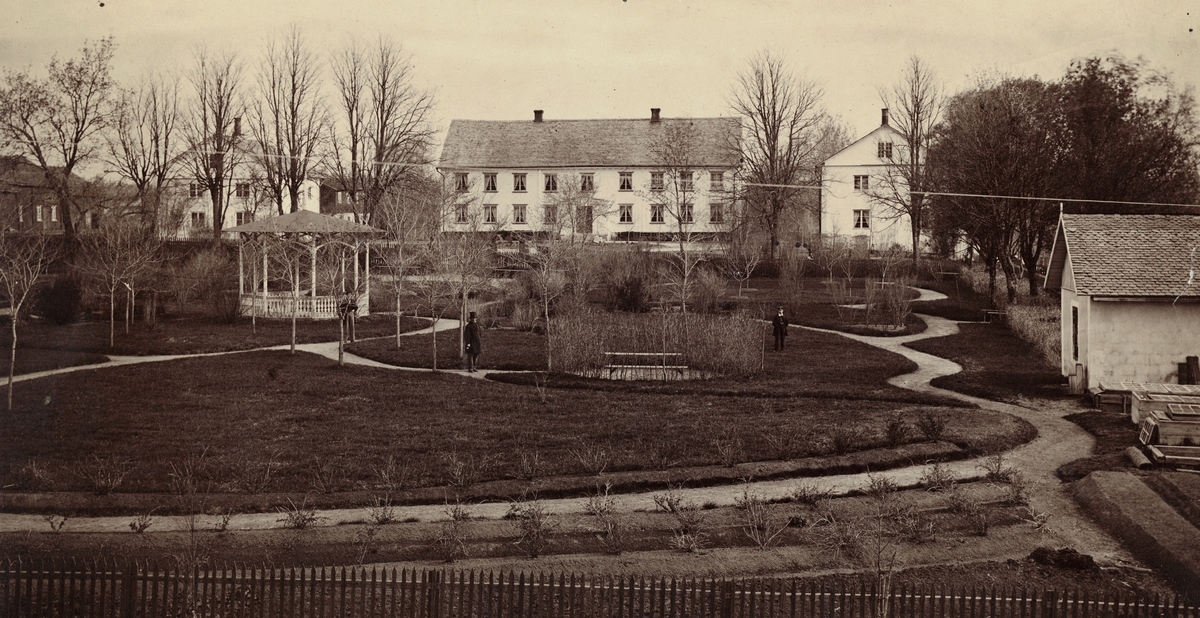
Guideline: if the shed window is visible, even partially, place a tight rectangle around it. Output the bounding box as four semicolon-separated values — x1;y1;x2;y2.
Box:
1072;305;1079;361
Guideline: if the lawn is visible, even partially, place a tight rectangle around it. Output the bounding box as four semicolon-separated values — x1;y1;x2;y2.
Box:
904;322;1066;402
491;326;965;407
0;350;1028;499
1056;410;1140;482
727;277;928;335
0;347;109;376
349;325;549;371
4;314;428;356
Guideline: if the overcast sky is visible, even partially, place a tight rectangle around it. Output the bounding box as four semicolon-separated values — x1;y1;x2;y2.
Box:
2;0;1197;145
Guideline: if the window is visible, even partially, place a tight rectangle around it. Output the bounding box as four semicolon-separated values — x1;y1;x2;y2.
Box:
49;206;56;222
484;173;497;192
513;173;527;192
454;204;468;223
854;175;869;191
17;205;23;223
455;173;469;192
1072;305;1079;361
680;203;694;223
853;209;870;229
619;172;633;191
543;173;557;192
679;171;693;192
236;183;250;198
35;207;43;222
191;212;206;228
483;204;497;224
619;204;633;224
710;202;724;223
651;204;665;224
189;183;203;198
651;172;664;191
236;211;254;226
710;171;724;191
543;205;557;225
580;173;594;191
513;204;527;224
877;142;893;159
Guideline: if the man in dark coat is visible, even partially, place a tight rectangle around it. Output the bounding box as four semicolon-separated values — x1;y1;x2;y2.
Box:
463;311;482;372
772;306;789;351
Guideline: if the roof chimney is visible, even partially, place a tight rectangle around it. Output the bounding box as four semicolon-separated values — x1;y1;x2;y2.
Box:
881;108;889;127
650;108;661;123
233;116;242;138
534;110;544;123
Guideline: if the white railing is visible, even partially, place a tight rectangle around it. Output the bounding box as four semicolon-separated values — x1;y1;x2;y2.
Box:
239;292;367;320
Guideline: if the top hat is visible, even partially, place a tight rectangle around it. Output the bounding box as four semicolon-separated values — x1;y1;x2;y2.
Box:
469;311;476;319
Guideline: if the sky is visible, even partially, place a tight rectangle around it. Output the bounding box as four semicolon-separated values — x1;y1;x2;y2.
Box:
1;0;1197;148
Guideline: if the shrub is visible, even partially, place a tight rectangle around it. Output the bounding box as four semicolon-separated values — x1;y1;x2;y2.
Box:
830;424;868;455
510;301;539;332
584;484;626;555
508;499;556;558
277;497;323;530
916;411;947;441
712;430;744;468
570;441;613;476
35;273;84;324
690;267;727;314
864;472;899;502
433;500;472;563
178;249;242;323
81;455;134;496
366;494;397;525
763;421;813;461
441;450;494;487
1007;304;1060;367
740;490;789;550
977;454;1015;483
919;461;957;492
791;482;834;507
15;459;56;492
884;413;911;447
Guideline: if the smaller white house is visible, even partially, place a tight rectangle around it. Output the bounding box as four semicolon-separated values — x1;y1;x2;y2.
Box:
175;177;322;240
1045;213;1200;392
820;109;912;254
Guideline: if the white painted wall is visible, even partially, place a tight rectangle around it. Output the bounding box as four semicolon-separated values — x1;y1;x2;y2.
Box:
821;123;913;252
1084;300;1200;388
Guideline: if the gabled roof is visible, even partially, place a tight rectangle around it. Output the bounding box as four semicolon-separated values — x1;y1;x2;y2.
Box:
438;116;740;169
227;210;381;235
1045;213;1200;297
822;124;905;167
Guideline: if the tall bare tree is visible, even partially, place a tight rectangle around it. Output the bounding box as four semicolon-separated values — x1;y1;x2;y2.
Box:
107;72;182;235
649;121;707;316
0;227;58;411
374;178;441;347
327;36;435;224
729;50;829;259
0;36;118;246
868;56;943;264
250;27;328;215
183;48;245;240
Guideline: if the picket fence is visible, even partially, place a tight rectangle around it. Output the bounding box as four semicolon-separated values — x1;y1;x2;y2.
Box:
1;560;1196;618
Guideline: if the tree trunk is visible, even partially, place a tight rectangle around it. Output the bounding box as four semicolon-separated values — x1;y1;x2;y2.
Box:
430;316;438;371
544;294;552;372
124;286;131;334
109;290;116;348
396;291;402;348
8;315;17;411
338;314;345;366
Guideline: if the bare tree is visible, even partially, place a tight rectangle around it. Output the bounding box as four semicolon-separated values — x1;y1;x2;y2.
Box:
268;234;312;354
80;220;161;347
327;36;435;224
106;71;182;236
0;36;118;246
729;50;829;259
868;56;943;264
182;48;245;240
375;179;446;346
249;26;328;215
648;121;707;315
722;207;763;298
0;227;58;411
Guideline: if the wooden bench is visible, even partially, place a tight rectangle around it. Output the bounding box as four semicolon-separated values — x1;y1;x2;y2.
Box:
603;352;687;380
936;271;959;281
983;310;1007;323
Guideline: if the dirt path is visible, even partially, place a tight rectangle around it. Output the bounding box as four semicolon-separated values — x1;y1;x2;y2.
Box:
0;291;1136;568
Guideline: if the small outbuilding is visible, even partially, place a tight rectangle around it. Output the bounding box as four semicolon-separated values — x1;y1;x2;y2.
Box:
1044;213;1200;393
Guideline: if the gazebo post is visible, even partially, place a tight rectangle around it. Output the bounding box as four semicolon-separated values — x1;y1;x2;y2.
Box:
364;241;371;315
340;251;346;294
353;239;360;303
262;242;269;315
310;239;317;300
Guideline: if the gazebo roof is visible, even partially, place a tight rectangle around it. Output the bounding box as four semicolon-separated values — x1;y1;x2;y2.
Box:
227;210;381;235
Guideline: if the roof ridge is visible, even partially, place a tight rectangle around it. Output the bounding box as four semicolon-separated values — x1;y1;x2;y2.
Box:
450;116;738;123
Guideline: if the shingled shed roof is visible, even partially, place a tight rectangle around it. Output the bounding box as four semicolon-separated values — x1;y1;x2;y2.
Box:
1045;213;1200;297
226;210;380;235
438;116;741;169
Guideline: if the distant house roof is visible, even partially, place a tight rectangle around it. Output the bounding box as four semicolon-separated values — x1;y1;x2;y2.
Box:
1045;213;1200;298
227;210;381;235
438;116;741;170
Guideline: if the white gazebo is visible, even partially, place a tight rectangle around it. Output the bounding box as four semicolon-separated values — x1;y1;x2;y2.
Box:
227;210;382;320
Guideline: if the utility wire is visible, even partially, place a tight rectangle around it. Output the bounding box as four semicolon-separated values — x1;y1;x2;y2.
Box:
910;190;1200;210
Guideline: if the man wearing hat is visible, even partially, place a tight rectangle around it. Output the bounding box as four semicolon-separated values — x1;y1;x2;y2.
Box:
771;305;789;351
463;311;482;372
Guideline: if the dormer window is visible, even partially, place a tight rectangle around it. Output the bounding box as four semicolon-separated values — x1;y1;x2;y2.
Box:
878;142;893;159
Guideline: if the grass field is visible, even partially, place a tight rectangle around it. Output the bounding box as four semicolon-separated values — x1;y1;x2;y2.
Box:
904;322;1065;402
0;349;1031;498
349;326;549;371
0;347;109;376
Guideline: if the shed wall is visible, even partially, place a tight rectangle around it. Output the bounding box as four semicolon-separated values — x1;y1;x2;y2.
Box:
1087;301;1200;387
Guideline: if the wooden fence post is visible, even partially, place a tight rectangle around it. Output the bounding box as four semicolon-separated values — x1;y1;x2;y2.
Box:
120;561;137;618
720;579;735;618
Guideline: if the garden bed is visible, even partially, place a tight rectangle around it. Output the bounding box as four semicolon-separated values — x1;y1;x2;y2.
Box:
904;322;1066;402
0;350;1031;500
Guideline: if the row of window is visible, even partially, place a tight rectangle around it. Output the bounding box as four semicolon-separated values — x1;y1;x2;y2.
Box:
16;205;57;223
188;211;256;228
455;171;725;193
189;183;253;199
455;203;726;225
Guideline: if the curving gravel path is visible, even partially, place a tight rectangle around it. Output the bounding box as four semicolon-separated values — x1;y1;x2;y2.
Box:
0;291;1136;567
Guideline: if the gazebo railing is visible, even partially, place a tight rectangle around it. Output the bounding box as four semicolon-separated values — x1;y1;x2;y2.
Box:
240;292;367;319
